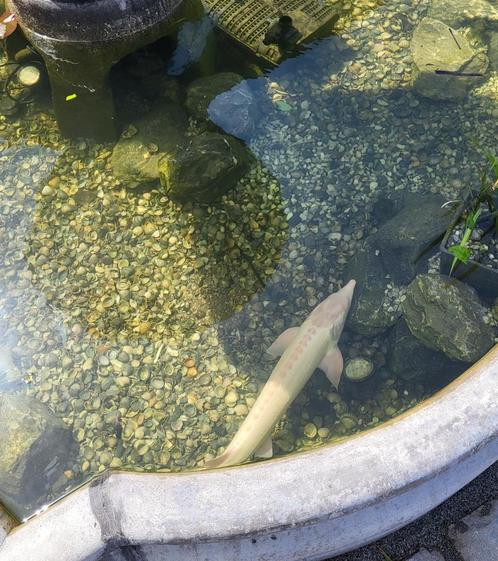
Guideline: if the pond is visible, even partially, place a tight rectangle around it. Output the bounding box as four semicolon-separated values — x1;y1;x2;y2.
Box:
0;0;497;520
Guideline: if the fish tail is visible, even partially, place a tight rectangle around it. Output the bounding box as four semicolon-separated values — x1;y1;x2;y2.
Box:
204;450;235;470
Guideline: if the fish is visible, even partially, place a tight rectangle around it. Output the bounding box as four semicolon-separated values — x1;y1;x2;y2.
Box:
205;279;356;469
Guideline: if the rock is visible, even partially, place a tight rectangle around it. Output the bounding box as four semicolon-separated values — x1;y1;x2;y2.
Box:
0;394;76;517
344;358;375;382
402;274;495;363
387;319;465;382
111;101;188;188
208;81;258;140
427;0;498;31
185;72;244;121
411;18;489;100
368;195;451;284
448;500;498;561
158;131;253;204
0;96;19;117
345;248;400;336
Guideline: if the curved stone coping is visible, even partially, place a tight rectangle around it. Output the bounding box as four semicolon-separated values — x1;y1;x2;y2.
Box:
0;346;497;561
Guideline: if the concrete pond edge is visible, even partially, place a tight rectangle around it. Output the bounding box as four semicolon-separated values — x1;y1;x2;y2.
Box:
0;346;497;561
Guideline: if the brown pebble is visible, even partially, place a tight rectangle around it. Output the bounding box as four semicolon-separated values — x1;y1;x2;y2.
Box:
185;358;195;368
186;367;198;378
48;176;60;188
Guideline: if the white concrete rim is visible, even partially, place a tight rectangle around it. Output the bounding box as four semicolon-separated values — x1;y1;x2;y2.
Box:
1;345;497;561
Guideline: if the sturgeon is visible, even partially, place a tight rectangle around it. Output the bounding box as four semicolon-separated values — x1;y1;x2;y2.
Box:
205;279;356;469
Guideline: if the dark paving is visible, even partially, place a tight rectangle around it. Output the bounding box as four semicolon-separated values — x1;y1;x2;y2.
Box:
330;461;498;561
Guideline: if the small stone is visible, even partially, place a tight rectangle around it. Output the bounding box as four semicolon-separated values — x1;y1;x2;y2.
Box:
225;390;238;406
185;358;195;368
304;423;317;438
41;185;54;197
234;404;248;416
186;367;198;378
318;428;330;438
115;376;130;387
344;358;374;382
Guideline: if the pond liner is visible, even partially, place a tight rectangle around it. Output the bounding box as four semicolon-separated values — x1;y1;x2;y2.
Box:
0;345;497;561
440;204;498;300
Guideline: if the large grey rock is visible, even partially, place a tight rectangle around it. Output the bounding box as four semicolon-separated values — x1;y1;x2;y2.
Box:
449;500;498;561
158;132;253;204
369;195;450;284
387;319;464;382
345;248;401;336
0;394;76;516
111;102;188;188
402;274;495;363
185;72;244;121
428;0;498;31
208;81;258;140
411;18;489;100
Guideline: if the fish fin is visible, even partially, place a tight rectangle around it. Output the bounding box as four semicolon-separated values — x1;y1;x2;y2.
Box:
254;436;273;459
318;347;344;389
267;327;300;358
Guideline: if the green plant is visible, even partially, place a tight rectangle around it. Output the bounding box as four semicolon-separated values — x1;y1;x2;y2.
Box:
447;150;498;275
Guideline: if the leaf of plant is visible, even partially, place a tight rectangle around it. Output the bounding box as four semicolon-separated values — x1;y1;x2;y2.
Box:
485;151;498;180
448;244;471;263
275;100;292;112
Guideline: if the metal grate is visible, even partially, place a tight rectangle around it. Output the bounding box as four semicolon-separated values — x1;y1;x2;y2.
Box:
202;0;342;64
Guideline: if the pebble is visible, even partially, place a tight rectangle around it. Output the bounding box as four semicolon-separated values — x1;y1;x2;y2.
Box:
225;390;238;407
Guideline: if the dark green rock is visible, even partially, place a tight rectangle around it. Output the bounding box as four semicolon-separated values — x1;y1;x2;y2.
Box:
402;274;495;363
345;248;400;336
111;101;188;188
185;72;243;121
0;394;76;517
158;131;253;204
368;195;450;284
387;319;465;381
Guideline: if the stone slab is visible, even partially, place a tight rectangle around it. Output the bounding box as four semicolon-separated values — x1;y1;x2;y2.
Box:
448;500;498;561
406;548;445;561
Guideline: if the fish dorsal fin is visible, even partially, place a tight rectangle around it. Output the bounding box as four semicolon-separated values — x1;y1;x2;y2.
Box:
318;347;344;389
254;435;273;459
267;327;300;358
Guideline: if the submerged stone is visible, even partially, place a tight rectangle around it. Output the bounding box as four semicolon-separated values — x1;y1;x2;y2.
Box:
411;18;489;100
368;194;450;284
158;131;253;204
402;274;495;363
344;358;374;382
0;394;76;516
387;319;465;382
208;81;258;140
345;248;400;336
185;72;244;121
110;101;188;188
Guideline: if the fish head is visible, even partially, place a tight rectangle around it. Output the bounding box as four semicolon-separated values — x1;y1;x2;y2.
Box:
310;280;356;338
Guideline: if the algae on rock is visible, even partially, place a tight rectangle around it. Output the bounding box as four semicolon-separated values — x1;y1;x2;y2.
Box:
402;274;495;363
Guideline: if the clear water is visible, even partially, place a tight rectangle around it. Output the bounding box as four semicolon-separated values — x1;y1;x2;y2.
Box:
0;0;497;520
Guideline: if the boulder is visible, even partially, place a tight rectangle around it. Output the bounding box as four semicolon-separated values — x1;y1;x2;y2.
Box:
185;72;244;121
402;274;495;363
387;319;465;382
110;101;188;188
158;132;253;204
345;248;401;336
427;0;498;31
208;81;258;140
0;394;76;516
411;18;489;100
368;195;451;284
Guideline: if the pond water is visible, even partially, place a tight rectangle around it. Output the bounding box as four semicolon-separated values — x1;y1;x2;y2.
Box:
0;0;497;520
